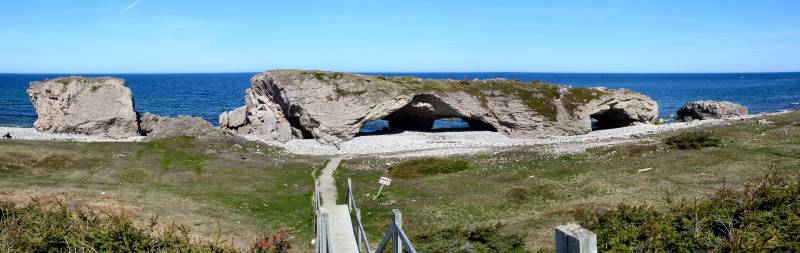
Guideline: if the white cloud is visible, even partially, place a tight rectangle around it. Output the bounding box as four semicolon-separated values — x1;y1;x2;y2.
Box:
119;0;143;13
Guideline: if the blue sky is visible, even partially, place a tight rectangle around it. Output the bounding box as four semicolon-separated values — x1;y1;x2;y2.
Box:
0;0;798;73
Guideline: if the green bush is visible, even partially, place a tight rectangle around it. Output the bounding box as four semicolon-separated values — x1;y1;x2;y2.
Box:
388;158;469;179
414;224;529;253
664;132;721;149
577;170;800;252
0;201;294;252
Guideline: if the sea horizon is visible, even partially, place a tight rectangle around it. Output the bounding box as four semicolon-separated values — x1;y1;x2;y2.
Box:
3;71;800;128
2;70;799;75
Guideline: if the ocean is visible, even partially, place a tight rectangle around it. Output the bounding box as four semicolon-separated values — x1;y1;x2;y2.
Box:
1;72;799;128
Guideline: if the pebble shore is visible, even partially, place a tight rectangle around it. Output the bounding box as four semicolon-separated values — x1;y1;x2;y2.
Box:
0;127;144;142
1;112;786;157
277;117;731;157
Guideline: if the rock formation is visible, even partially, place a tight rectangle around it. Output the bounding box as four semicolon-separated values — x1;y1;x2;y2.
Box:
220;70;659;144
27;77;140;138
138;113;223;138
677;100;748;121
28;77;225;139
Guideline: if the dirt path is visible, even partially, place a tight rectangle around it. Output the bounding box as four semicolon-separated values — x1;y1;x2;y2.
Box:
318;157;343;207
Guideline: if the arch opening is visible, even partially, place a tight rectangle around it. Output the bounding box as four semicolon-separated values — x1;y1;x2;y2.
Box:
590;108;635;131
358;94;497;135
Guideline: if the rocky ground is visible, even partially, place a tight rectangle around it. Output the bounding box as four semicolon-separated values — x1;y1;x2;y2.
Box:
0;126;144;142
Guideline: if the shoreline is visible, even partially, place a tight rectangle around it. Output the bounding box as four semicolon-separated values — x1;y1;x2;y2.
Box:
249;111;790;157
0;127;144;142
1;111;791;157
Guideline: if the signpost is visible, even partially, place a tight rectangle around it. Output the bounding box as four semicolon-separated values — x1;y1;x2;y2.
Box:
374;176;392;200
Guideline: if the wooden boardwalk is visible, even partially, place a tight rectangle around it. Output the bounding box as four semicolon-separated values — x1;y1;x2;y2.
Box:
316;158;417;253
318;158;359;253
320;205;359;252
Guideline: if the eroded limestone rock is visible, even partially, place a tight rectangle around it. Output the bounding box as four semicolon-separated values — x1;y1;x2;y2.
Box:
27;77;139;138
677;100;748;120
139;112;223;138
220;70;659;144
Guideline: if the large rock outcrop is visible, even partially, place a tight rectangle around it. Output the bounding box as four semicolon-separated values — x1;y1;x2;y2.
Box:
677;100;748;120
220;70;659;144
139;113;224;138
27;77;140;138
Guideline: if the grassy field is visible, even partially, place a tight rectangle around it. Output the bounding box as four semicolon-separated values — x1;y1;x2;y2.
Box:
2;112;798;251
335;112;800;251
0;136;325;249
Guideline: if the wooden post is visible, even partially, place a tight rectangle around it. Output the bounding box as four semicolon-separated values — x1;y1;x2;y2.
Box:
374;184;384;200
347;178;353;210
393;209;403;253
555;223;597;253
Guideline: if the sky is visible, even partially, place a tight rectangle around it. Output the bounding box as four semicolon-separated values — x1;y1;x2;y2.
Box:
0;0;798;73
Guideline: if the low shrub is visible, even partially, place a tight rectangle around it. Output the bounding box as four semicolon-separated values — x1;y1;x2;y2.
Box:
507;187;530;204
388;157;469;179
577;170;800;252
414;223;529;253
664;132;720;149
0;200;295;252
625;144;659;156
252;226;293;253
32;154;101;169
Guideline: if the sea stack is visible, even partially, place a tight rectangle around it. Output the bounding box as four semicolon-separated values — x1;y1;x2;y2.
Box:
220;70;659;144
677;100;749;121
27;77;140;138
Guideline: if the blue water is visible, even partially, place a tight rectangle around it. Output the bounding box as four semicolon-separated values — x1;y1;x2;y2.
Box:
1;72;799;128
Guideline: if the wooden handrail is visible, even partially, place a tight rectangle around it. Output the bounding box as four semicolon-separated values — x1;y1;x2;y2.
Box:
373;209;417;253
347;178;372;252
346;178;417;253
315;180;331;253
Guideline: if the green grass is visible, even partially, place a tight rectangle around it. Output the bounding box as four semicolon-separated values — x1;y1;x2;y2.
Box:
336;112;800;250
562;88;608;115
388;157;469;179
664;131;721;149
0;137;325;249
414;224;529;252
139;137;207;174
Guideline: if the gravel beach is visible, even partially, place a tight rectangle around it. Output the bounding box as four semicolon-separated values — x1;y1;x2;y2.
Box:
0;127;144;142
275;118;726;157
1;112;785;157
274;112;782;157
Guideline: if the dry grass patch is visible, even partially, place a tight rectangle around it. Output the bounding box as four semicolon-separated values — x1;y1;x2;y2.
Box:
0;137;325;250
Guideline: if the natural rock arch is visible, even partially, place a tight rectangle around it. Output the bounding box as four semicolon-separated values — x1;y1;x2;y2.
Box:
378;94;497;132
590;108;637;130
219;70;659;144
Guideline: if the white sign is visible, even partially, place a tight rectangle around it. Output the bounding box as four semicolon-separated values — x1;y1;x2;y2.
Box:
379;176;392;186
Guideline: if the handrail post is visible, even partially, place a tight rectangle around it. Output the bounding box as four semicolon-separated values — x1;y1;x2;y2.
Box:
555;224;597;253
354;208;361;250
357;208;372;253
393;209;403;253
347;178;353;211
